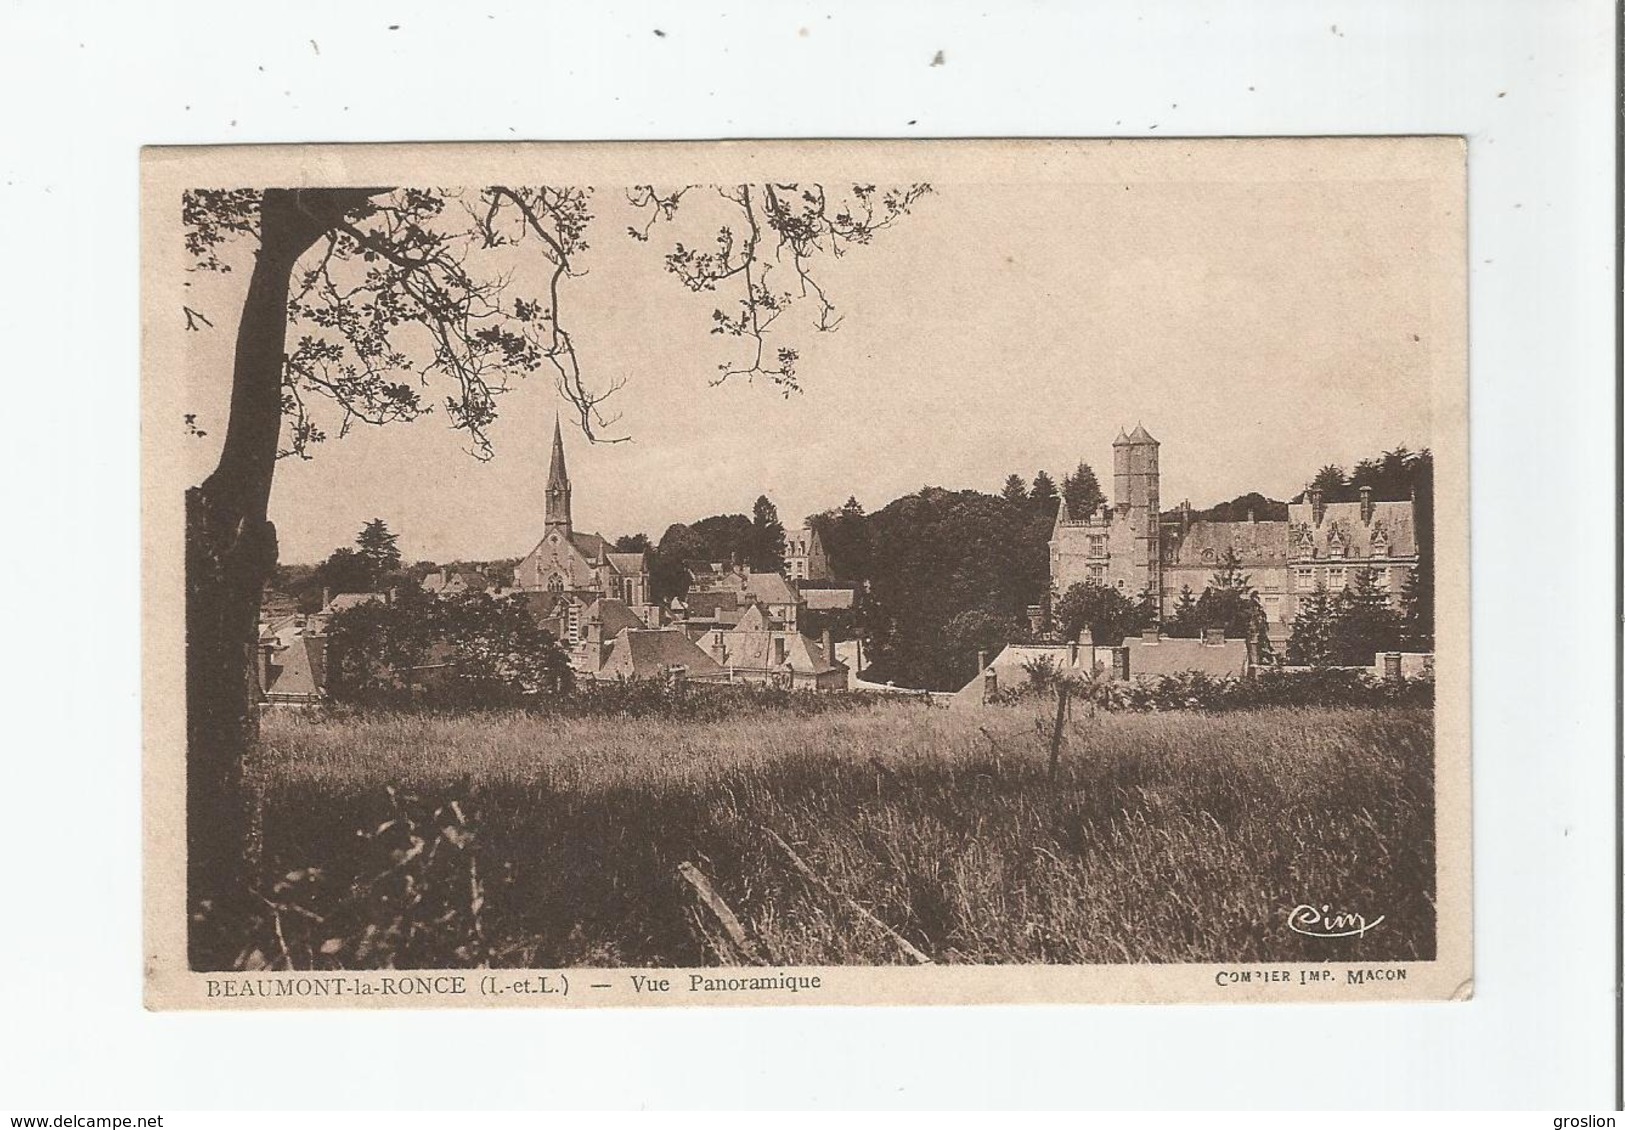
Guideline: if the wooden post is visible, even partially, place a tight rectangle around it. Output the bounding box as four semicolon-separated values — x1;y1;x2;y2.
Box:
677;861;763;965
1048;682;1071;783
762;826;933;965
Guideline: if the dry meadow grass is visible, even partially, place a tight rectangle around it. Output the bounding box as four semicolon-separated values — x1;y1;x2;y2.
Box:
253;700;1435;967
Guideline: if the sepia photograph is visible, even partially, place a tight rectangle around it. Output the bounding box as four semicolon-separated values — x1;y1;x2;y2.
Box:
142;138;1470;1008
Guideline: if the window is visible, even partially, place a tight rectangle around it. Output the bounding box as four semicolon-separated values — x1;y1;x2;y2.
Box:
1088;535;1107;558
1327;566;1347;588
1375;567;1393;591
1089;564;1106;584
548;575;565;593
1294;567;1315;590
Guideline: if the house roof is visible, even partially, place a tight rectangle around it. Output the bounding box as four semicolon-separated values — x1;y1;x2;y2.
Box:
733;603;769;633
323;592;386;614
743;571;798;606
601;628;725;680
713;627;840;675
585;597;645;636
262;635;326;699
424;569;490;593
1286;500;1417;560
682;590;739;617
951;643;1099;704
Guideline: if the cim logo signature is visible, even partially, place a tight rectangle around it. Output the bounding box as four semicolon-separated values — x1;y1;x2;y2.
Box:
1286;903;1386;939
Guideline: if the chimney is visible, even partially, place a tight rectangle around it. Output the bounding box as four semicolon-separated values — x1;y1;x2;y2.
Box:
1141;626;1160;643
1067;640;1079;666
1309;486;1326;526
773;636;787;666
1204;626;1225;645
1360;485;1374;525
322;585;333;609
1026;604;1045;636
822;628;834;670
976;649;988;676
982;665;998;703
1078;627;1094;648
1247;508;1256;524
257;642;275;696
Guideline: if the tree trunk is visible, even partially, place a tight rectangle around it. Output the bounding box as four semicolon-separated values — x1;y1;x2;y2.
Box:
185;188;375;968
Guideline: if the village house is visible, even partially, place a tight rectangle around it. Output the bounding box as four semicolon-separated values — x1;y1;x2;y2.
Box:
782;525;832;582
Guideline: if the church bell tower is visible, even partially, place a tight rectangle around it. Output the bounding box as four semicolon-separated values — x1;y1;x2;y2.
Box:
545;414;573;538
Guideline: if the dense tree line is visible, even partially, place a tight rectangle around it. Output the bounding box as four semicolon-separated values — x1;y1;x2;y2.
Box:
325;586;573;707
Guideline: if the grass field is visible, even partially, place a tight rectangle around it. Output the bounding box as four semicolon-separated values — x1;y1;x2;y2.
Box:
233;700;1435;969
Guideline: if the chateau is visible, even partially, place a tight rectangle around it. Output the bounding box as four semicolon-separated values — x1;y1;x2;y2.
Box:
1049;426;1419;639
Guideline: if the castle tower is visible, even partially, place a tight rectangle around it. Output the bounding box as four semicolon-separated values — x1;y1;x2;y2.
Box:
545;413;573;538
1113;424;1162;613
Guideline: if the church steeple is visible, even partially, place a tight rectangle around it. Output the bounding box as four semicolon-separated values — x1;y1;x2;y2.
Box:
545;413;572;537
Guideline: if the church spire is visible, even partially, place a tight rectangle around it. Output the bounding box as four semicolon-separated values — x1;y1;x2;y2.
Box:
545;412;572;536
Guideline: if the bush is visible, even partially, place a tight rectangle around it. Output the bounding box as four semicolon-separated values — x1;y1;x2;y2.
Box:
193;786;503;970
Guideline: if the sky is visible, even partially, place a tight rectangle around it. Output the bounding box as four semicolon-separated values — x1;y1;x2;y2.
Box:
181;160;1441;565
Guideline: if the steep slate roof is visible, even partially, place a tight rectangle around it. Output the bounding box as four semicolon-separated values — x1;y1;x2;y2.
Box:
1167;519;1291;568
585;597;645;636
262;636;326;699
742;571;798;606
714;628;839;675
950;643;1098;705
733;603;770;633
323;592;386;614
681;590;739;617
1126;423;1158;444
600;628;725;680
424;569;490;594
1287;500;1417;559
571;531;608;562
604;552;647;576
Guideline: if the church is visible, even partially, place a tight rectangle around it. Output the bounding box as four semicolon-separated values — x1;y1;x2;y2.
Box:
513;416;652;608
1049;426;1420;638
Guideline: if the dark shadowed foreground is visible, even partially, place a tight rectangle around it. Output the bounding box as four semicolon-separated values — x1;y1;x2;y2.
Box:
199;702;1434;969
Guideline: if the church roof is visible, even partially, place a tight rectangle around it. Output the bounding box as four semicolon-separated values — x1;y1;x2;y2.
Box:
571;531;608;561
605;552;647;576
